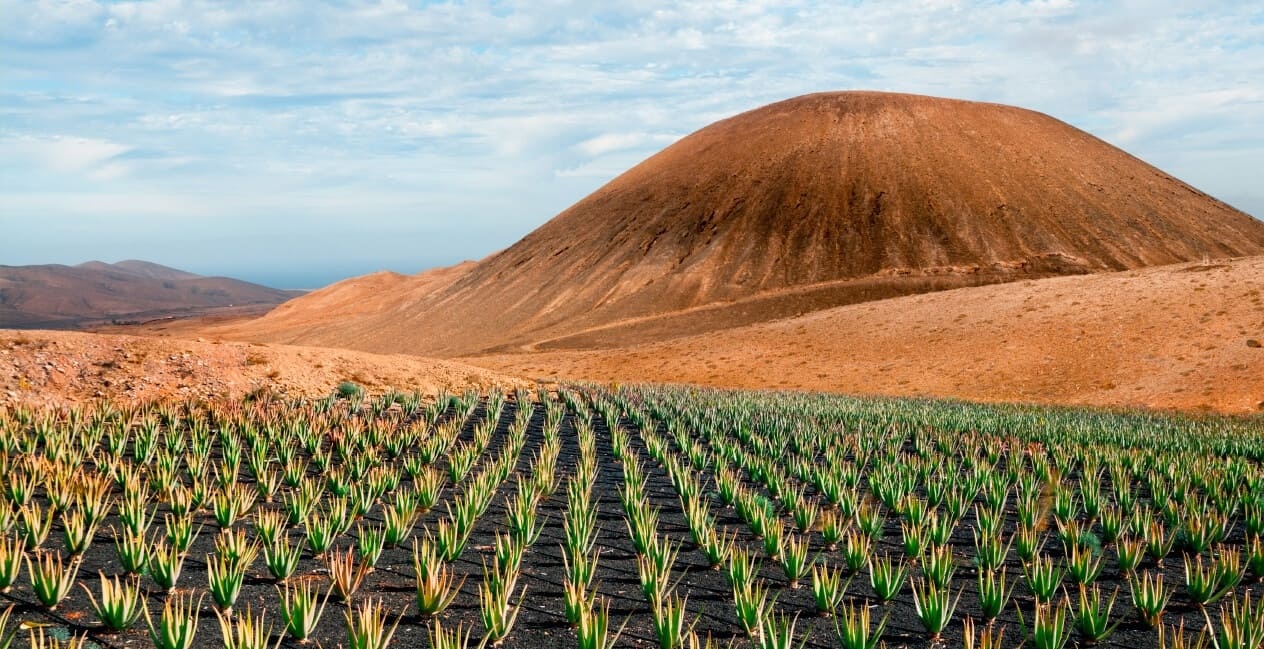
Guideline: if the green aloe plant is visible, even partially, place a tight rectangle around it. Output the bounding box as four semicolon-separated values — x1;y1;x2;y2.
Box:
144;591;202;649
82;572;144;631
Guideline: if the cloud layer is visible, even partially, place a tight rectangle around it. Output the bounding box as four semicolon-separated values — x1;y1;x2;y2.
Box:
2;0;1261;287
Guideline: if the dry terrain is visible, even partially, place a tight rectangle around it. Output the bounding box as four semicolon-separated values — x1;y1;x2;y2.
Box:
217;91;1264;357
28;92;1264;416
0;259;300;329
0;329;521;408
469;256;1264;414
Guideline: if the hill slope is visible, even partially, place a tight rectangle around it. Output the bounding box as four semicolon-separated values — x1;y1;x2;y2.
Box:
469;256;1264;414
0;261;300;329
78;259;202;281
0;329;521;407
224;91;1264;356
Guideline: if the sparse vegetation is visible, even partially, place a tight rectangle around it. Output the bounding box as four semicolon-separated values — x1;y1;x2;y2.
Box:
337;380;364;399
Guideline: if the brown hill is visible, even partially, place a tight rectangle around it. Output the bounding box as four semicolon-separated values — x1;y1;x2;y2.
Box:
216;262;476;348
221;91;1264;356
469;256;1264;415
78;259;201;281
0;261;301;329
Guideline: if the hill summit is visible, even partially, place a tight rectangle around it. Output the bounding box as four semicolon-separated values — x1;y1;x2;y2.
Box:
226;91;1264;355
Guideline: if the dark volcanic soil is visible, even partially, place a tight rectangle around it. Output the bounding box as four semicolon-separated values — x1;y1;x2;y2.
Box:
1;394;1243;648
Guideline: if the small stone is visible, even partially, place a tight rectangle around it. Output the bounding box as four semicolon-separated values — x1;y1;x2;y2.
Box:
1247;339;1262;348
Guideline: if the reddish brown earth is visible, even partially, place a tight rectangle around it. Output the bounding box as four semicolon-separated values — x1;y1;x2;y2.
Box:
0;329;521;408
0;259;301;329
219;261;477;349
219;91;1264;357
470;256;1264;414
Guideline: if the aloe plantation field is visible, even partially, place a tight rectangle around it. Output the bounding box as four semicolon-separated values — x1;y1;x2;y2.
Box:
0;384;1262;649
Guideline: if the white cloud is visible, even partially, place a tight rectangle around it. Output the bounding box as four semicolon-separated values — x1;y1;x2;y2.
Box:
575;132;681;157
3;135;130;174
1;0;1262;278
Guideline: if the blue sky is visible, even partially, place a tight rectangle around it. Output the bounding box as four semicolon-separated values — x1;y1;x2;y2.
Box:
2;0;1262;289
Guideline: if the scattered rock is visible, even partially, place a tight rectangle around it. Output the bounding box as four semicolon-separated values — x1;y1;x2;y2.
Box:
0;329;523;407
1247;339;1261;348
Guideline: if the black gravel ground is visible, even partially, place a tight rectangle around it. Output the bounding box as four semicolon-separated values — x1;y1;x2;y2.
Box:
0;394;1250;649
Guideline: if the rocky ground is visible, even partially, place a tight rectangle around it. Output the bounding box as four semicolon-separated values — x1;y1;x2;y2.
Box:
0;329;524;408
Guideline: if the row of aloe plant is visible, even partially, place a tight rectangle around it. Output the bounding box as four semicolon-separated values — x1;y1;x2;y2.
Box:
587;383;1264;649
558;406;625;649
2;380;1263;648
0;386;542;648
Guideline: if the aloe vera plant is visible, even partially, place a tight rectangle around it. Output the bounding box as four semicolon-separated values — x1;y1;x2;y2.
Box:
1024;553;1066;604
650;592;696;649
1067;541;1104;585
0;604;15;649
144;591;202;649
841;528;872;574
264;536;302;583
1202;589;1264;649
345;598;402;649
1072;583;1122;643
811;562;848;616
922;543;956;589
962;615;1007;649
732;579;775;637
1117;536;1145;576
478;558;526;646
27;550;81;609
27;626;93;649
429;619;476;649
757;610;807;649
977;567;1014;621
414;538;464;615
779;532;812;588
215;605;279;649
577;594;625;649
868;553;909;603
834;598;888;649
911;578;963;639
1131;571;1173;628
148;539;184;590
0;536;22;592
207;541;259;613
82;571;144;631
1018;600;1071;649
277;579;332;642
325;546;371;601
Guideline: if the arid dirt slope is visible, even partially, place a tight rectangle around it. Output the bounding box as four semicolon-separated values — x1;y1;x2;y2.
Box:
0;330;520;408
0;260;300;329
220;91;1264;356
472;256;1264;414
220;262;476;349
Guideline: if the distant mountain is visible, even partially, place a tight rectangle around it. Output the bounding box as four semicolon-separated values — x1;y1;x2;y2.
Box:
222;91;1264;356
0;260;301;329
77;259;201;281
